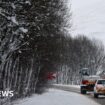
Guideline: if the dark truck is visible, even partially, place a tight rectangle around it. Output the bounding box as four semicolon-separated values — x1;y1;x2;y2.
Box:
80;68;100;94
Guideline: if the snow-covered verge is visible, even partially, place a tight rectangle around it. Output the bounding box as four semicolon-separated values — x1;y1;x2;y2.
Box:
52;84;80;93
13;89;100;105
53;84;80;88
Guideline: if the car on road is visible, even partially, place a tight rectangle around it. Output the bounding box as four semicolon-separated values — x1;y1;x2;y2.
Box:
80;68;100;94
94;79;105;98
80;75;100;94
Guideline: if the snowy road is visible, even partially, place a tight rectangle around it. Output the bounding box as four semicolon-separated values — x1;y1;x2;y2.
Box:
52;84;105;105
14;89;100;105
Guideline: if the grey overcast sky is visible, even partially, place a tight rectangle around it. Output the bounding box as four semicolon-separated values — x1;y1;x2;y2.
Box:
70;0;105;46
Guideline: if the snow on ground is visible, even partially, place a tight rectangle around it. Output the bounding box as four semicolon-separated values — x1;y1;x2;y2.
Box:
69;0;105;45
13;89;100;105
52;84;80;93
53;84;80;89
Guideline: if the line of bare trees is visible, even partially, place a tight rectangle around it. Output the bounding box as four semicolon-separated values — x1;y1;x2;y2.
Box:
0;0;70;101
56;35;105;85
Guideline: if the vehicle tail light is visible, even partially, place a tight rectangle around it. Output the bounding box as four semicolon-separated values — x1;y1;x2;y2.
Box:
82;80;88;84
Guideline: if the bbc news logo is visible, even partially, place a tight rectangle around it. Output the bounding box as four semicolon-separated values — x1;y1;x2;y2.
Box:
0;90;14;97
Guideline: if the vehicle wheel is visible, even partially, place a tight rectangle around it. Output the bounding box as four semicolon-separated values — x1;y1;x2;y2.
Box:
94;93;98;98
81;88;86;94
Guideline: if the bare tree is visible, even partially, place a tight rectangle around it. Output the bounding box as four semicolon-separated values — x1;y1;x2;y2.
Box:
0;0;70;101
56;35;105;85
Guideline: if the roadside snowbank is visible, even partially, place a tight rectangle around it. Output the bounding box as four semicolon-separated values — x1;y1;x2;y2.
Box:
52;84;80;93
53;84;80;88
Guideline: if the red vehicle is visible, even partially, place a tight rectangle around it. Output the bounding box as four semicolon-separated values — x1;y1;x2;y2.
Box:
80;68;100;94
